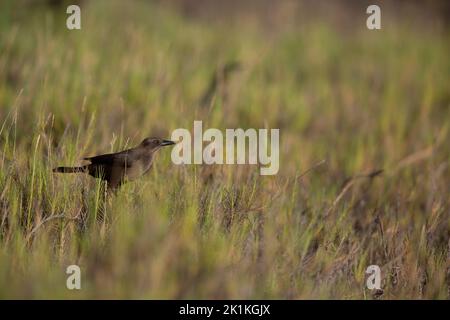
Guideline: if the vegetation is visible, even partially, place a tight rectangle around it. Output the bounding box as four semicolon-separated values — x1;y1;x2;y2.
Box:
0;0;449;299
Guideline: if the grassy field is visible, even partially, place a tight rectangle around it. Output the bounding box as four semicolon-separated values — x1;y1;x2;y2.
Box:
0;0;449;299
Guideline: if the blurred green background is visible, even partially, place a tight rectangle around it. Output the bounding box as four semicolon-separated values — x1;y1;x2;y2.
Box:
0;0;448;299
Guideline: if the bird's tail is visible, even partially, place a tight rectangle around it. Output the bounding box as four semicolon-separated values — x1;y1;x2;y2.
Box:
52;166;87;173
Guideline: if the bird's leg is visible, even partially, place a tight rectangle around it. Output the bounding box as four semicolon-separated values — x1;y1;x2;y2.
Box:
104;181;109;201
101;182;108;232
95;181;109;224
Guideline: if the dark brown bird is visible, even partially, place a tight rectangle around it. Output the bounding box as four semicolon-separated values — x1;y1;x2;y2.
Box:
53;137;175;190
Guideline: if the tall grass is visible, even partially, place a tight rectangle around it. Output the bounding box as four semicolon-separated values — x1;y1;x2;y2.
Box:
0;0;449;299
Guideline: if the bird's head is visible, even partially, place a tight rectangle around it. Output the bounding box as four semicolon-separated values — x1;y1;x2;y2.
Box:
140;137;175;151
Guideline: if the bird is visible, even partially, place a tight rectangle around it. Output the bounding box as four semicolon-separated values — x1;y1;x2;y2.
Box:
53;137;175;190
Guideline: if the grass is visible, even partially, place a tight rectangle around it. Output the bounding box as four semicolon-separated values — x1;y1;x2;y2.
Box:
0;0;449;299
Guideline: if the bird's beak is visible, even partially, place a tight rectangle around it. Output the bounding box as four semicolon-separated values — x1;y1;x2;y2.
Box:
160;139;176;146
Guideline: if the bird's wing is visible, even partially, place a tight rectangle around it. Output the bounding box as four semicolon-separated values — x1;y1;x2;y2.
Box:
83;150;132;167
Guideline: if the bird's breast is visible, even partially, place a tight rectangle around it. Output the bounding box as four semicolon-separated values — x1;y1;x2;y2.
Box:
123;155;153;181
